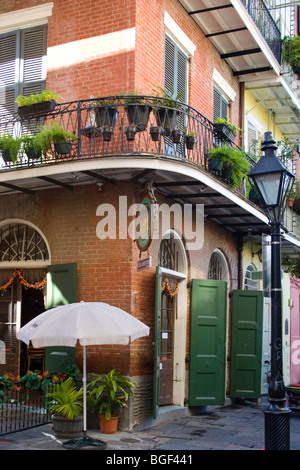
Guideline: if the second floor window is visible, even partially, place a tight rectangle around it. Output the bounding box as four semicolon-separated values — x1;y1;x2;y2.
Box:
0;26;47;120
213;87;229;121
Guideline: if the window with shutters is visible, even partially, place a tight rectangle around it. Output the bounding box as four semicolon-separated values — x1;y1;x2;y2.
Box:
164;35;188;158
0;26;47;121
213;87;229;122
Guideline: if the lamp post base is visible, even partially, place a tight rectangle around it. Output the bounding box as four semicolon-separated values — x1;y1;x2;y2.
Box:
264;399;291;450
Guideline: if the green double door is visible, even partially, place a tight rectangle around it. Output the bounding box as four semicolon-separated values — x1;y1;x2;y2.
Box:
154;272;264;414
44;263;77;374
189;281;263;406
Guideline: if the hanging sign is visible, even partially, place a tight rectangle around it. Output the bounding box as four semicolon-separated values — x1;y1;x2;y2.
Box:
137;256;152;272
136;192;154;252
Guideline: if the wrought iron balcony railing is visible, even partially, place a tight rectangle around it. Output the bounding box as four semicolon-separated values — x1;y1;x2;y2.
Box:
241;0;282;63
0;95;255;197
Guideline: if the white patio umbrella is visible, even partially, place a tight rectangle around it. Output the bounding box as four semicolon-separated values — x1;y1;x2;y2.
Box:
17;301;150;449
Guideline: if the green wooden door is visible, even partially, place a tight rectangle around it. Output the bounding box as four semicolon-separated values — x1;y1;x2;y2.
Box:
153;267;162;418
230;290;263;399
45;263;77;374
189;279;227;406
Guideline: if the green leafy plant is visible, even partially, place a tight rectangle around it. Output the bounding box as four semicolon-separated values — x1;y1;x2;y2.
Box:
88;368;136;421
48;377;83;419
152;86;183;110
282;254;300;278
0;374;15;404
282;36;300;74
208;144;251;188
37;121;77;154
278;136;294;160
214;117;242;135
15;90;60;107
0;134;23;163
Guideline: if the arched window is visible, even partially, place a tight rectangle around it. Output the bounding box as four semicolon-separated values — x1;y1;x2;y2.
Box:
0;220;50;266
208;249;229;283
244;264;259;290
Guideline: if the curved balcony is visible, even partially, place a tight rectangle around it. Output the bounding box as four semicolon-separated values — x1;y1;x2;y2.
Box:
0;95;255;196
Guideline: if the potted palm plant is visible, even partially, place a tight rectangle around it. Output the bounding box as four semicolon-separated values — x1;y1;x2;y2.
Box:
88;368;135;434
48;377;83;440
16;90;59;117
0;134;23;164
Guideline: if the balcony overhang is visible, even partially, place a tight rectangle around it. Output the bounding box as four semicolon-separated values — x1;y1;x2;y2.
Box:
1;156;299;255
179;0;281;82
245;78;300;142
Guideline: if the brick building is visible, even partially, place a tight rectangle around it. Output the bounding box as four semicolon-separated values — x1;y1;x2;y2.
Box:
0;0;300;430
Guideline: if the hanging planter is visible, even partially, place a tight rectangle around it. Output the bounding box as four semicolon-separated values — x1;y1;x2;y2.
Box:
150;126;163;142
185;135;197;150
171;129;183;144
94;105;118;128
15;90;59;118
208;158;224;172
54;141;72;155
125;124;137;141
124;104;152;131
102;126;114;142
155;108;179;135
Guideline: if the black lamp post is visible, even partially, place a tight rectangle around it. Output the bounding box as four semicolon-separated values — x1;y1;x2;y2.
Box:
248;132;295;450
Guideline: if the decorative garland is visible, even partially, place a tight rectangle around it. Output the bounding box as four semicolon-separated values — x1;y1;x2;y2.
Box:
0;270;47;291
161;277;180;298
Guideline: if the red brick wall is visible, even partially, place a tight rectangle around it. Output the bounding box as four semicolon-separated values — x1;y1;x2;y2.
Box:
1;0;241;128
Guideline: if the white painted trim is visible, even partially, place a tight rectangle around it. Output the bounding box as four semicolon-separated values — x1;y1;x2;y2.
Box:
0;218;51;265
0;3;54;34
247;113;264;133
230;0;281;76
213;69;236;102
164;11;196;57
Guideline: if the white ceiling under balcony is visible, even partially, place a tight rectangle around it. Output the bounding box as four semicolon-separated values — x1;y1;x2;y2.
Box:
179;0;300;141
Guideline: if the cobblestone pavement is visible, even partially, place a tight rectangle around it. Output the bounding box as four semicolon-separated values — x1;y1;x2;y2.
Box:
1;398;300;451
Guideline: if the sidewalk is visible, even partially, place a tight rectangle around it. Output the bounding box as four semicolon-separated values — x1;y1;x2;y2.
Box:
1;398;300;451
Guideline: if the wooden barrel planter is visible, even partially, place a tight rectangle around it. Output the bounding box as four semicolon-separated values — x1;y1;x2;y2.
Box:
52;415;83;440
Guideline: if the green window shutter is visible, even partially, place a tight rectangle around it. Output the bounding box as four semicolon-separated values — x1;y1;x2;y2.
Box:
0;25;47;120
213;87;228;121
45;263;77;374
0;32;19;118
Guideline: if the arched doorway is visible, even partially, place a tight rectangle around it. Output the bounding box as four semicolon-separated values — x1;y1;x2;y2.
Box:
157;230;187;407
208;248;230;284
0;220;50;376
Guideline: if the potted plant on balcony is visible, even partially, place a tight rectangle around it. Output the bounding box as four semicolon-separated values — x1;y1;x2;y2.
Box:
22;134;43;161
88;368;136;434
48;377;83;440
16;90;60;117
152;87;184;135
38;121;77;156
124;93;152;132
92;95;119;130
213;118;241;142
184;130;197;150
0;134;23;164
208;144;251;188
282;36;300;75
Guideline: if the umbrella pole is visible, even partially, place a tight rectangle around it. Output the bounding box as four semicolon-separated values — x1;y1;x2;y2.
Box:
62;344;107;449
83;345;87;433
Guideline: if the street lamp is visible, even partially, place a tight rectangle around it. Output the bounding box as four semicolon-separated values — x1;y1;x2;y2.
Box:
248;131;295;450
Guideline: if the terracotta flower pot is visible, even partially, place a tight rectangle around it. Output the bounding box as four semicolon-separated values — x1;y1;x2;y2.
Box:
99;414;119;434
